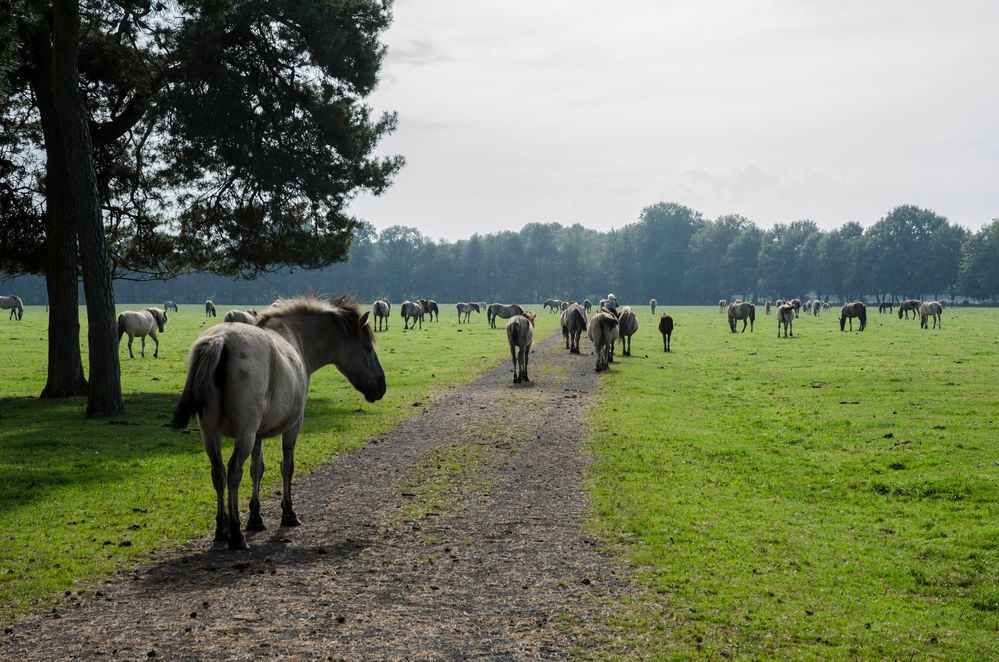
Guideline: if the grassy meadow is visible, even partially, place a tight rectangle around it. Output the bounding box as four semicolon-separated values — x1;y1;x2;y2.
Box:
589;305;999;658
0;301;559;619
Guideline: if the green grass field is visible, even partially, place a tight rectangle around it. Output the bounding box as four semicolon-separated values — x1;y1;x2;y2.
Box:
0;302;559;619
589;305;999;659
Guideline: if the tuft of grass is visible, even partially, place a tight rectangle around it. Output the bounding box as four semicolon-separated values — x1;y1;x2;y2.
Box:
0;302;558;619
588;305;999;659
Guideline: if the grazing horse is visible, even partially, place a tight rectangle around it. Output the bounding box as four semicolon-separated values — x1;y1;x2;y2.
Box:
205;300;217;317
919;301;943;329
172;295;385;550
583;299;593;313
401;300;423;330
588;311;619;371
719;299;727;313
727;301;756;333
118;308;168;358
164;301;179;313
879;301;894;314
898;299;920;320
224;309;258;325
649;298;657;315
372;299;391;331
840;301;867;331
562;303;587;354
488;303;524;329
506;312;536;384
0;295;24;320
765;300;772;315
617;306;638;356
658;313;674;352
777;303;795;337
418;299;439;322
456;301;480;323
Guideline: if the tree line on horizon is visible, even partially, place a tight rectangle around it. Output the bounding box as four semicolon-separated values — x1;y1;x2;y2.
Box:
6;201;999;306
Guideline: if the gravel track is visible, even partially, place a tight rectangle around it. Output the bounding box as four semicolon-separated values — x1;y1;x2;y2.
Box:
1;331;632;660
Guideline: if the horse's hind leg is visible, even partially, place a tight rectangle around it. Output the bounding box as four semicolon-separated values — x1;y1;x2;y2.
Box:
127;335;135;359
202;428;228;542
522;344;531;382
280;421;303;526
246;437;266;531
511;346;520;383
226;433;254;550
151;331;159;358
140;335;146;358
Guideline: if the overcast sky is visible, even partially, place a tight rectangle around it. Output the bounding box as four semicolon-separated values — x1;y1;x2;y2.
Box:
348;0;999;240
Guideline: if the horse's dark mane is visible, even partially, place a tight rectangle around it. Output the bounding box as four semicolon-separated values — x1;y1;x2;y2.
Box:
258;294;374;343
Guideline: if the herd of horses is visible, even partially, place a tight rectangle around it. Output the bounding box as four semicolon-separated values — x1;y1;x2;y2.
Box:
716;296;946;336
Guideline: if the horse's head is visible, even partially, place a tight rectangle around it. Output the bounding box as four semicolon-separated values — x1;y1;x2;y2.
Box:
147;308;167;332
471;302;480;312
524;311;536;326
332;309;386;403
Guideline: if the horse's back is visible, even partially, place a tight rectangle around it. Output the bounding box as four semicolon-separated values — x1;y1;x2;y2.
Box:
192;324;309;437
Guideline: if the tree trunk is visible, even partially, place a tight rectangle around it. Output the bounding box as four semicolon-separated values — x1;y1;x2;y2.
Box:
51;0;123;416
29;19;88;399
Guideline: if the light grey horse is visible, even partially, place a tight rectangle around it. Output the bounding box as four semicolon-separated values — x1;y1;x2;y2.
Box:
488;303;524;329
919;301;943;329
719;299;727;313
777;303;795;337
0;295;24;320
456;301;480;323
224;309;258;325
588;311;619;372
649;298;657;315
164;301;179;313
172;295;385;550
401;300;424;330
617;306;638;356
118;308;168;358
727;301;756;333
205;300;217;317
898;299;920;320
372;299;391;331
561;303;587;354
506;311;536;384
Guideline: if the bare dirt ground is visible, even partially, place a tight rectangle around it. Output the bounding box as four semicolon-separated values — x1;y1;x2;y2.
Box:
1;332;635;660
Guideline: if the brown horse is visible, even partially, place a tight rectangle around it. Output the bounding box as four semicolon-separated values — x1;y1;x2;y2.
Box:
658;313;674;352
727;301;755;333
840;301;867;331
898;299;920;320
617;306;639;356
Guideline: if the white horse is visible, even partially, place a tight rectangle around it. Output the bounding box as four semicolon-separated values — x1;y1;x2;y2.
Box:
117;308;168;358
172;295;385;550
506;312;536;383
224;309;258;324
0;295;24;320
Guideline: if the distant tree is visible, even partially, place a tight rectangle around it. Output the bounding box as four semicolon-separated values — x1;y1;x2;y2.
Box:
959;220;999;302
865;205;954;298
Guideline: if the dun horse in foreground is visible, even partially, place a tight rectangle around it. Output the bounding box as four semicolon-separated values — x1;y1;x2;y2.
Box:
0;295;24;320
172;295;385;550
506;311;536;383
118;308;168;358
840;301;867;331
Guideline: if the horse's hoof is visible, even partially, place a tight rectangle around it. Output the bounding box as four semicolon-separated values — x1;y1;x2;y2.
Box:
281;514;302;527
228;535;249;551
523;376;531;383
245;516;265;532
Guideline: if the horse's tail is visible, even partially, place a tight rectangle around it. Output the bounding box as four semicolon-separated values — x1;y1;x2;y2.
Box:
508;320;521;349
116;313;126;342
172;335;227;429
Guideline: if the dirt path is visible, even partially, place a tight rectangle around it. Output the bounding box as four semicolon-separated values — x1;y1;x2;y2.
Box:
1;332;632;660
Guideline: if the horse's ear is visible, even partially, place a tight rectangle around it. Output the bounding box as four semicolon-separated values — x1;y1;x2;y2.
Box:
359;311;370;328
